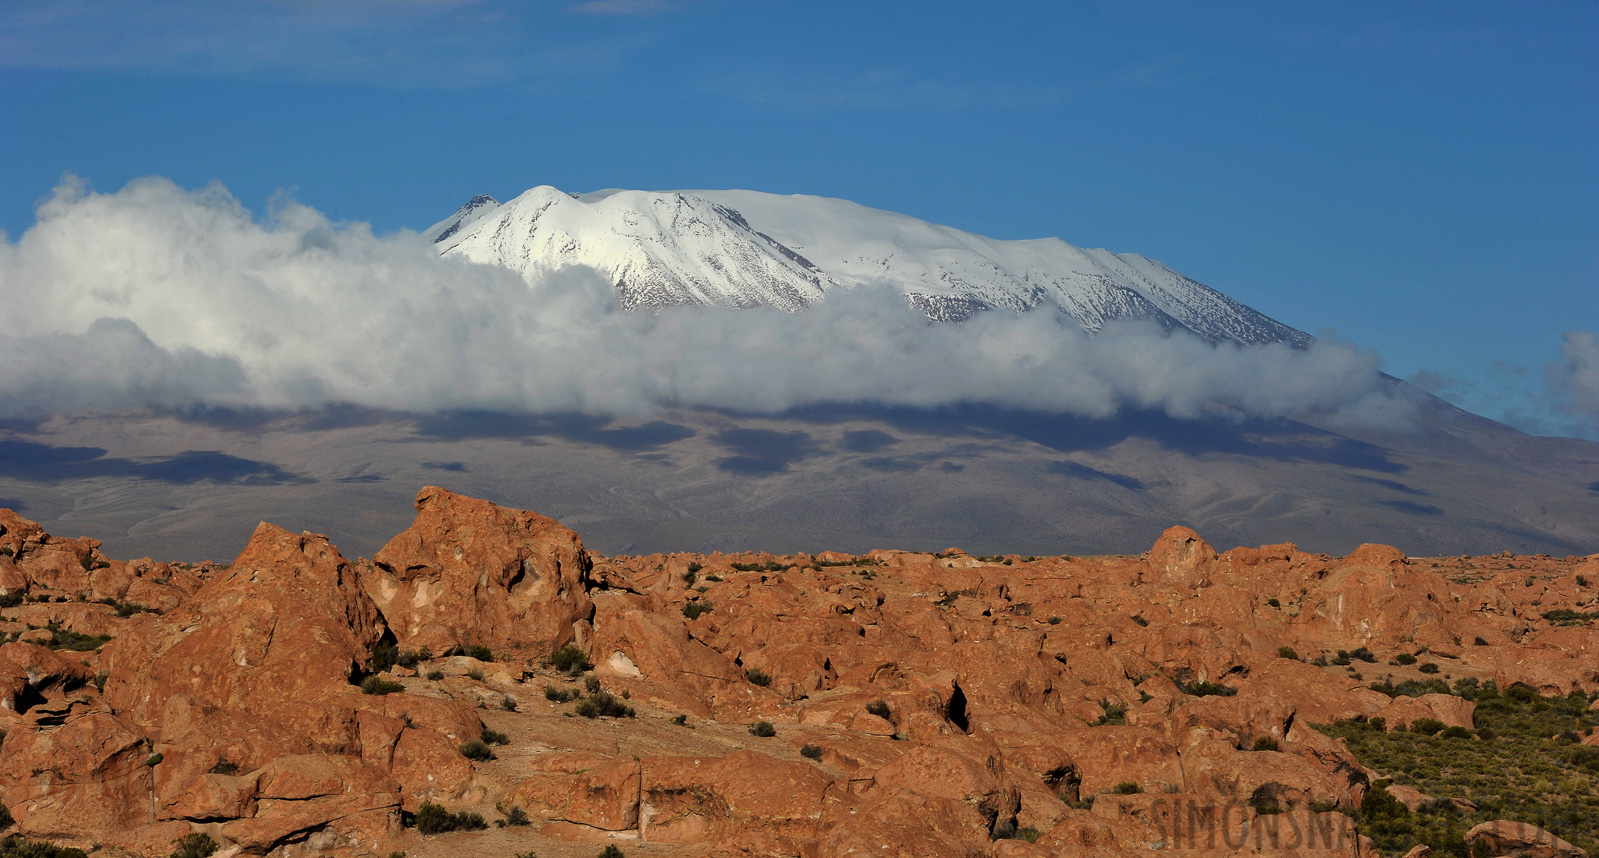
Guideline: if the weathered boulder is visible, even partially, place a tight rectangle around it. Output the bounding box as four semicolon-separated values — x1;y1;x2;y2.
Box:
0;712;155;839
366;486;595;656
1465;819;1589;857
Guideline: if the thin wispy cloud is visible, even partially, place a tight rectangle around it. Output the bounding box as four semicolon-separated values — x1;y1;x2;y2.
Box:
0;0;645;88
570;0;691;16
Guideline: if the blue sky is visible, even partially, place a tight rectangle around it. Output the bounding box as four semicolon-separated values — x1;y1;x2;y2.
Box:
2;0;1596;436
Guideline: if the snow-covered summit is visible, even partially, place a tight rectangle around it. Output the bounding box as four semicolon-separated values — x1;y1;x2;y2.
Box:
426;186;1308;345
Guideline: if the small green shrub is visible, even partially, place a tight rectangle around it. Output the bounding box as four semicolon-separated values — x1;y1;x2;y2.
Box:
0;803;11;829
425;669;444;681
1409;717;1446;735
502;805;530;826
598;846;626;858
671;714;689;726
1094;698;1127;726
1418;662;1440;674
866;700;892;719
749;720;776;737
45;623;112;652
549;643;593;673
459;739;495;761
745;668;772;687
1350;646;1377;663
800;744;823;760
682;601;714;620
501;694;518;711
169;833;220;858
465;668;485;682
209;759;242;776
574;691;634;719
414;800;489;834
1395;652;1418;665
1277;646;1299;660
546;685;580;702
464;644;493;661
1251;736;1280;751
481;727;510;745
1440;725;1473;740
1111;782;1142;794
1178;679;1236;698
360;675;405;695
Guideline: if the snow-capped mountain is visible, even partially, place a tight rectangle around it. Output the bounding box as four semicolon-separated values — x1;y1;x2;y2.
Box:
427;186;1309;346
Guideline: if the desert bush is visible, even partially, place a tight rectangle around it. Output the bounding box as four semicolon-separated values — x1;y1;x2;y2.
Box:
1177;679;1236;698
169;833;219;858
1409;717;1446;736
866;700;892;719
800;744;823;760
414;801;489;834
598;846;626;858
1418;662;1441;674
464;644;493;661
46;624;111;652
548;643;592;673
0;804;10;829
745;668;772;687
459;739;495;761
1350;646;1377;663
425;669;444;681
0;835;89;858
1252;736;1280;752
682;601;714;621
1316;683;1599;856
501;694;518;711
481;727;510;745
749;721;777;737
1395;652;1418;665
671;714;689;726
396;646;431;668
360;676;405;696
546;685;580;703
574;690;634;719
465;668;485;682
209;759;242;776
1277;646;1299;660
1111;782;1142;794
501;805;530;826
1094;698;1127;726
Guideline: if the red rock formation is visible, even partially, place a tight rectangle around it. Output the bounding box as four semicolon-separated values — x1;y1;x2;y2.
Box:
366;486;595;656
0;499;1595;857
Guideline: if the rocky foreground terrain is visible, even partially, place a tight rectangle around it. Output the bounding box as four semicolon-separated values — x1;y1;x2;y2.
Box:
1;487;1596;857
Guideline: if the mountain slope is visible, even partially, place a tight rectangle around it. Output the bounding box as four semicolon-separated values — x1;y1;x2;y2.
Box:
427;186;1309;345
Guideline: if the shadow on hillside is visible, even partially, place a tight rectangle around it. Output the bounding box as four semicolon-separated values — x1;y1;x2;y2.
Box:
781;403;1408;474
412;411;696;452
0;440;306;485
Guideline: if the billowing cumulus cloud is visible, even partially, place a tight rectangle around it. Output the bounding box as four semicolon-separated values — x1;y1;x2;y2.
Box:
0;176;1404;424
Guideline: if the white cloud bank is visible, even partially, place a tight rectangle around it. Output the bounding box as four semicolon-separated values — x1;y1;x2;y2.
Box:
0;176;1404;423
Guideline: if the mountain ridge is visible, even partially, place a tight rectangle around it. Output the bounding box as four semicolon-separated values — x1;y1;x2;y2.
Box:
426;186;1310;346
